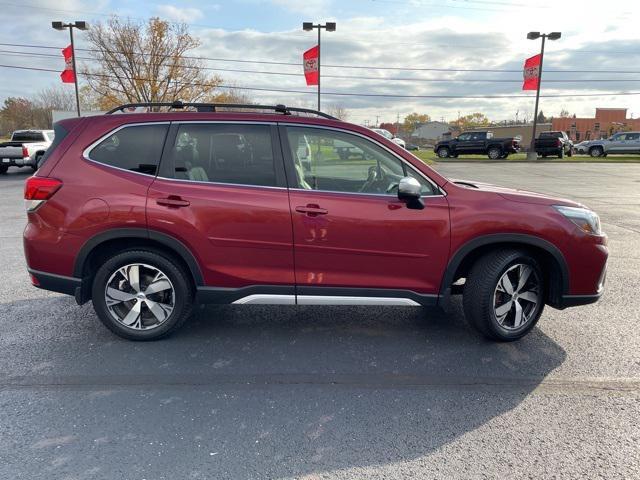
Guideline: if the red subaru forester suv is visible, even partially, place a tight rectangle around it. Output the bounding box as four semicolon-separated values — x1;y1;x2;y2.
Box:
23;102;608;341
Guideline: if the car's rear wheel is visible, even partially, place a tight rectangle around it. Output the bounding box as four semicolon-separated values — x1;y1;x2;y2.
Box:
590;146;604;157
567;147;573;157
559;148;565;159
463;249;544;341
91;250;194;340
487;147;502;159
437;147;450;158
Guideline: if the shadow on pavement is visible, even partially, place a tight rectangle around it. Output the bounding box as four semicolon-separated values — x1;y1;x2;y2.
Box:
0;295;566;479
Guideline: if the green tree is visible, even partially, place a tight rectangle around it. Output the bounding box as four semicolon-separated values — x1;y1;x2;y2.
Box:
403;112;431;134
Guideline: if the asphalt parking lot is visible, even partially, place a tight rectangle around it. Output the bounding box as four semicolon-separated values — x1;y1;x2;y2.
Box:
1;163;639;479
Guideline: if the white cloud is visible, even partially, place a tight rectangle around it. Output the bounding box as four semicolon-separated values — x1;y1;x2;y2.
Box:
155;5;205;23
271;0;333;16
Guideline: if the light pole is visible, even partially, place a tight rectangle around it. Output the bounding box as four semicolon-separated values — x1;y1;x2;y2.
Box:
303;21;336;111
526;31;561;160
52;21;88;117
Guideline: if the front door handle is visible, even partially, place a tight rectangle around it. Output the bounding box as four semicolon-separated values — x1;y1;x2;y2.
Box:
295;204;328;217
156;196;190;208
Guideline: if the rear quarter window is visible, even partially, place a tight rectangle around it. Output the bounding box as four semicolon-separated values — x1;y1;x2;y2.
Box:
87;124;168;175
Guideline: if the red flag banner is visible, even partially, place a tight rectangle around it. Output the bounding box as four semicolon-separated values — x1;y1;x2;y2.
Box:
61;44;75;83
522;54;541;91
303;45;319;86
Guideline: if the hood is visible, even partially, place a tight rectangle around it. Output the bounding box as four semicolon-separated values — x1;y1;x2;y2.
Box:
451;179;584;207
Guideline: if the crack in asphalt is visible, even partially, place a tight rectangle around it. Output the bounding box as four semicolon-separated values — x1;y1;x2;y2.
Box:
1;373;639;394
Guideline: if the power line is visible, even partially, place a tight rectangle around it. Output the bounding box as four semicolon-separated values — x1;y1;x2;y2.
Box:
4;48;640;84
2;42;640;75
2;63;640;100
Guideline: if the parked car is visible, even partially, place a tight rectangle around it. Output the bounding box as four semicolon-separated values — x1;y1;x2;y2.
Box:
24;102;607;342
0;129;54;173
583;131;640;157
371;128;406;148
405;143;420;151
534;131;573;158
574;141;590;155
434;131;520;159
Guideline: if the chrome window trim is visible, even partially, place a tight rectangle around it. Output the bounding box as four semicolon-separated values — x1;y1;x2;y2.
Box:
82;122;171;178
279;122;447;197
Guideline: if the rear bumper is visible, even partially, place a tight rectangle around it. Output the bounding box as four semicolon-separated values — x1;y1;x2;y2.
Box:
1;157;35;167
28;268;81;296
558;292;602;308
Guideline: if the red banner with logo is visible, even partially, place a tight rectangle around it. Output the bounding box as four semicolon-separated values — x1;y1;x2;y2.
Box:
61;45;75;83
522;54;541;91
303;45;319;86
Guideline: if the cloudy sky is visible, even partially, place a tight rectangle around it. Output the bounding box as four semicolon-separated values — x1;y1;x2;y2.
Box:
1;0;639;124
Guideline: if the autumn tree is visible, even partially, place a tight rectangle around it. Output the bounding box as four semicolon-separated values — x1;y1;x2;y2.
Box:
403;112;430;134
450;112;490;129
559;108;571;118
83;17;222;109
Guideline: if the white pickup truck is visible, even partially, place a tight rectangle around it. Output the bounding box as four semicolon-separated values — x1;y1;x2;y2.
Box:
0;130;54;174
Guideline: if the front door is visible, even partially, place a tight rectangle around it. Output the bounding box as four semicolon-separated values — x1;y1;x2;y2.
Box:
147;122;295;298
281;125;450;303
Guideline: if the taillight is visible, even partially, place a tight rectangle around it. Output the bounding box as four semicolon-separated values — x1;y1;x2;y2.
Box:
22;146;29;158
24;176;62;212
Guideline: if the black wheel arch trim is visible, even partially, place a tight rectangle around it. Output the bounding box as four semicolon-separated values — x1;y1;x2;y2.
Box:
73;228;205;286
439;233;570;297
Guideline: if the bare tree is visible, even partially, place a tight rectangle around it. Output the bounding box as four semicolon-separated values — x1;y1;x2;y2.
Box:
327;105;349;120
83;17;222;109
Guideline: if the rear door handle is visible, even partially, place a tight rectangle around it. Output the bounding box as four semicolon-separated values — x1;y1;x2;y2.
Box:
156;196;190;208
295;204;328;216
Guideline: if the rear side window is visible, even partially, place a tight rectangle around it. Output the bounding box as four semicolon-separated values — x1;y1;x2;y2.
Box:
161;123;277;187
36;123;68;170
88;124;168;175
13;131;45;142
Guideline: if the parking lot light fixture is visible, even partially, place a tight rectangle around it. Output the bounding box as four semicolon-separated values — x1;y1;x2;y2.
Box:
527;31;561;160
302;22;336;111
51;21;88;117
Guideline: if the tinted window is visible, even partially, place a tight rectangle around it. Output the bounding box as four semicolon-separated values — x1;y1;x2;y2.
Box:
88;124;168;175
12;131;45;142
164;124;276;187
286;126;437;196
457;134;471;141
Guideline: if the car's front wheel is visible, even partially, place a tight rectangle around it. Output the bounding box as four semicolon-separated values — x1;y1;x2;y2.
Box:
463;249;544;341
590;146;604;157
487;147;502;159
91;250;194;340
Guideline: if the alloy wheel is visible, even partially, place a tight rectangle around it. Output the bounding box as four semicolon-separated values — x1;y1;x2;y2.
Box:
104;263;175;330
493;263;541;330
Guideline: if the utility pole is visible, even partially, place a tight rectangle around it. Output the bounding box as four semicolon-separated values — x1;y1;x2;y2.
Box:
52;21;88;117
375;115;379;127
526;31;561;160
303;22;336;111
396;113;400;136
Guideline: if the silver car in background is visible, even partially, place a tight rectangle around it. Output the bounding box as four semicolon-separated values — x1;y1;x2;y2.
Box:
580;131;640;157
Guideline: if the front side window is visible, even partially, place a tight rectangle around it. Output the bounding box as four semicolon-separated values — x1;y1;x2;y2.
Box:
457;134;471;141
163;123;277;187
88;124;168;175
285;126;437;196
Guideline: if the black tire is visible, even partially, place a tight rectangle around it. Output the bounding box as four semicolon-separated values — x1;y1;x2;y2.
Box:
91;249;194;340
463;249;545;341
500;153;509;159
559;148;564;159
33;154;43;171
589;146;604;158
487;147;502;160
0;165;8;175
567;147;573;157
437;147;450;158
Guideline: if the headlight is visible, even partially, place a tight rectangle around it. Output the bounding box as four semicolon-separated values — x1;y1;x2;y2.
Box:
554;205;601;235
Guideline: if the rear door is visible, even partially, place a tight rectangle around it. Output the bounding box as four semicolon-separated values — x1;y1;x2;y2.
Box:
280;124;450;302
147;121;295;297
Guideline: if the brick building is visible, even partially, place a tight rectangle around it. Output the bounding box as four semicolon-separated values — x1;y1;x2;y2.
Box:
552;108;640;142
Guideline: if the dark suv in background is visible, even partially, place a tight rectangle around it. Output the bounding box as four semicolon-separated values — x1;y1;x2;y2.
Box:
24;102;607;341
434;131;520;159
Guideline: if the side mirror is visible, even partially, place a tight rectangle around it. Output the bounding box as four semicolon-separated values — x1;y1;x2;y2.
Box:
397;176;424;210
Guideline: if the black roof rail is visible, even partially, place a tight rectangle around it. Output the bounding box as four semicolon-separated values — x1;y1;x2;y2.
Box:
105;101;338;119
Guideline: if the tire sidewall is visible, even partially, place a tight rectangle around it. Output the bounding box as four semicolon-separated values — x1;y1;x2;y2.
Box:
437;147;450;158
91;250;193;340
